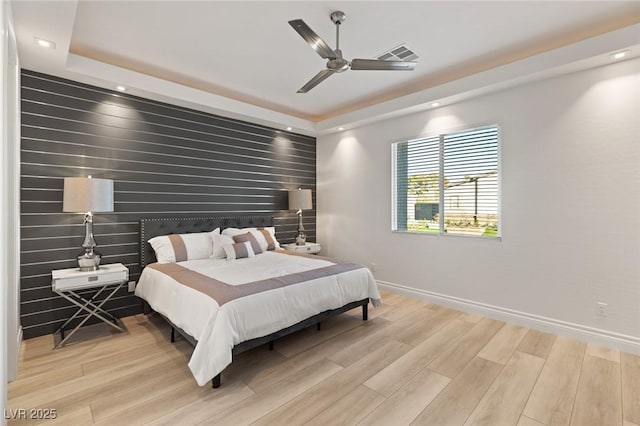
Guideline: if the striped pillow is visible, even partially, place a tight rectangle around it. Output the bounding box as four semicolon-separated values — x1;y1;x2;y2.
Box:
148;229;218;263
257;227;279;250
223;241;255;260
232;232;263;255
223;227;280;251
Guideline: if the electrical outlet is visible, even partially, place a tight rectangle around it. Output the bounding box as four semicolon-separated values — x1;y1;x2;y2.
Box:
128;281;136;292
596;302;608;317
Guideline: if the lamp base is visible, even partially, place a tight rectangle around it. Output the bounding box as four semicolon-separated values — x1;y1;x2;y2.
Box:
295;209;307;245
77;249;102;272
295;231;307;245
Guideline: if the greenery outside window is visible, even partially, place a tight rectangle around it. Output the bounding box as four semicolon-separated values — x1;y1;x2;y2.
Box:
392;125;500;238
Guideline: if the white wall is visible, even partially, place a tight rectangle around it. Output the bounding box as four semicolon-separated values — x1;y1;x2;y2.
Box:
1;0;20;419
317;58;640;352
5;4;20;383
1;0;9;419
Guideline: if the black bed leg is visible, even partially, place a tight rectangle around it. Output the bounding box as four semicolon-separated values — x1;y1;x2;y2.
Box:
142;300;152;315
362;303;368;321
212;374;221;389
316;322;321;331
170;327;175;343
268;341;274;351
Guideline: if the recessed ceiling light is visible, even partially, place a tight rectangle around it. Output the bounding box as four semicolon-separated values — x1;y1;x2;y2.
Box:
431;102;441;107
116;85;127;92
610;50;629;60
338;127;345;131
286;126;292;131
34;37;55;50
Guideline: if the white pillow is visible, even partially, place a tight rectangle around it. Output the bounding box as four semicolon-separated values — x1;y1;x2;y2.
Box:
222;227;280;251
211;231;235;259
149;228;218;263
222;227;256;237
223;241;255;261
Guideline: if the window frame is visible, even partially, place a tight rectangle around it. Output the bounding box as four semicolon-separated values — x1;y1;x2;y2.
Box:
391;123;502;240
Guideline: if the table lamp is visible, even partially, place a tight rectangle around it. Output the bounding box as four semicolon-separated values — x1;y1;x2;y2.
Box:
288;188;312;245
63;176;114;271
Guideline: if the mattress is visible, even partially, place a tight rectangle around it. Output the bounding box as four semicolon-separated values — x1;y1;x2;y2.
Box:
135;250;381;386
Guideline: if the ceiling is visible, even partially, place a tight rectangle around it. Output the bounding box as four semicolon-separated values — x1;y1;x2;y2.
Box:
10;1;640;134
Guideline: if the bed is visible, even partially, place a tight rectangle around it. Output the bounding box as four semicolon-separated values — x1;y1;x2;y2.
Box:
135;216;381;388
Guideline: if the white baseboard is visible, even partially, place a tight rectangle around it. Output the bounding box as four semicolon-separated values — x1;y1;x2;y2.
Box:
7;326;22;382
377;280;640;356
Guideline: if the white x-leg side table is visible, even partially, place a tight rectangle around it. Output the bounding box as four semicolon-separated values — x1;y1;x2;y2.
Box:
52;263;129;348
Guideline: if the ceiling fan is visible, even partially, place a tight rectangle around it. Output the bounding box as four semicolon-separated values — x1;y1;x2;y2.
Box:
289;11;417;93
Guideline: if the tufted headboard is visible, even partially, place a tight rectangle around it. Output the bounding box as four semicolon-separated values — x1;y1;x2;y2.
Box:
140;215;274;269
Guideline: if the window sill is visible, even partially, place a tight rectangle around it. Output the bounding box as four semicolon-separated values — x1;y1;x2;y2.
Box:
391;230;502;242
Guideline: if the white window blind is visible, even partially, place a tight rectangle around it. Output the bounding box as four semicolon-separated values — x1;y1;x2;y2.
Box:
392;125;500;238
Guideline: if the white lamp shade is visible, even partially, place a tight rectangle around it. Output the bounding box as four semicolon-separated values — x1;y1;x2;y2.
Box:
288;189;312;210
63;177;114;213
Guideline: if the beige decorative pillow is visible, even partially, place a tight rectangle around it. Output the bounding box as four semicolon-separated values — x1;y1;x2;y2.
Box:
232;232;263;255
257;227;280;250
222;226;280;251
223;241;255;260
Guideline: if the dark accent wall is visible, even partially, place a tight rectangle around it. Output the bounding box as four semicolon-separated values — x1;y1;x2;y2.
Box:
20;69;316;339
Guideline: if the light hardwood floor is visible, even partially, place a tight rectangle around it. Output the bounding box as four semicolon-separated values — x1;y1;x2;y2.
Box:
7;291;640;426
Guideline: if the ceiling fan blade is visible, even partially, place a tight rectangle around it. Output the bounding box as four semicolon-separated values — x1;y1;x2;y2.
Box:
351;59;417;71
297;69;334;93
288;19;337;59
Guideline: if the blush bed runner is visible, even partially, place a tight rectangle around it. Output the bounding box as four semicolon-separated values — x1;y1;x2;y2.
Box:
136;250;381;386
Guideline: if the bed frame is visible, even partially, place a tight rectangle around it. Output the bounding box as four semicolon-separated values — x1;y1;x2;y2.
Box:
139;215;369;389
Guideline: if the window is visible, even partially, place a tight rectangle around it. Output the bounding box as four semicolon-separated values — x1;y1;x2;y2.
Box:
392;125;500;238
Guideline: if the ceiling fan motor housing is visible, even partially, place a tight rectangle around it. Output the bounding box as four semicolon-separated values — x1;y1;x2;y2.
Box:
327;57;349;72
330;11;346;25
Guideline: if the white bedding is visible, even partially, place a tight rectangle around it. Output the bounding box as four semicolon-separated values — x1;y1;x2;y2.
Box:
135;251;381;386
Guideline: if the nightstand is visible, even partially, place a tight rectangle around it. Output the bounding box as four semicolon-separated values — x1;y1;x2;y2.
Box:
52;263;129;348
282;242;322;254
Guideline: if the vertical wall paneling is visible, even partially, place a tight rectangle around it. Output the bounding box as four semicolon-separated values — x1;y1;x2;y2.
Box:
20;69;316;339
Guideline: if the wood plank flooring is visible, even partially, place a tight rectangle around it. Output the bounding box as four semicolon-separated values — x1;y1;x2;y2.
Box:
7;291;639;425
